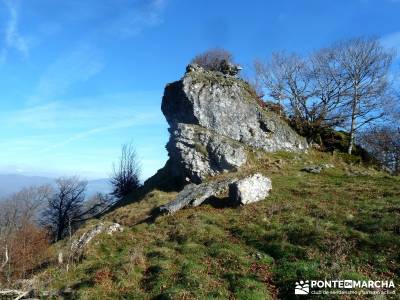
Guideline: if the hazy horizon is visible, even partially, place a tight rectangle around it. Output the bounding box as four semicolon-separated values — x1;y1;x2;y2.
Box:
0;173;112;199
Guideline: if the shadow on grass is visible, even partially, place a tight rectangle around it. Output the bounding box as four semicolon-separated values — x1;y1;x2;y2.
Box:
202;196;235;209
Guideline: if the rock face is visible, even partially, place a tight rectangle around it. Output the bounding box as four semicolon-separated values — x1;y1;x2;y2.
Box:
229;173;272;205
159;64;308;184
166;124;247;183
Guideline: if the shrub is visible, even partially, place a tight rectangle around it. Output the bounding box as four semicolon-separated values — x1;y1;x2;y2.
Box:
191;48;234;72
1;223;50;283
264;100;285;116
111;143;142;201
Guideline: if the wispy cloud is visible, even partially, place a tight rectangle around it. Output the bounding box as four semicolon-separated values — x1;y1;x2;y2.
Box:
39;112;160;153
107;0;167;38
0;0;168;64
5;102;64;128
0;0;170;179
3;91;163;129
28;44;104;104
0;92;166;178
0;0;29;62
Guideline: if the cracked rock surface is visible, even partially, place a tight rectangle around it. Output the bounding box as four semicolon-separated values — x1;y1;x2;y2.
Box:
157;64;307;184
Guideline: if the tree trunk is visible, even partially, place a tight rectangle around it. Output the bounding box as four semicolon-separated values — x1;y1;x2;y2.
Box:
348;88;358;154
348;113;356;154
0;244;8;271
56;225;63;242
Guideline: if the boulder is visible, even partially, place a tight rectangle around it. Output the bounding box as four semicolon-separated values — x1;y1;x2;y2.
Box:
155;64;308;184
229;173;272;205
157;173;273;214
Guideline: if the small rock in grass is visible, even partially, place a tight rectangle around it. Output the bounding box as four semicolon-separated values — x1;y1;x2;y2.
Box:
229;173;272;205
302;164;334;174
302;166;323;174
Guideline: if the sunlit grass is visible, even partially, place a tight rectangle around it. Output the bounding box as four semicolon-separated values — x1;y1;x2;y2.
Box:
36;151;400;299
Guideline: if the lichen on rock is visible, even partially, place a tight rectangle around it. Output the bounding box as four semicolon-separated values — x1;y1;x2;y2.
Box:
166;123;247;183
154;64;308;185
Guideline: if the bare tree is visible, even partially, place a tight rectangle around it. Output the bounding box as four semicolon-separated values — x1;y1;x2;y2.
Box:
254;37;395;149
110;143;141;201
309;47;348;125
254;51;345;142
333;37;395;154
0;185;50;231
41;177;88;242
83;192;115;217
191;48;234;72
0;185;51;282
0;185;50;251
360;126;400;174
254;52;311;118
385;88;400;123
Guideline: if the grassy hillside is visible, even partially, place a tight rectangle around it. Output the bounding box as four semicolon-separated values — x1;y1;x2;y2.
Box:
35;151;400;299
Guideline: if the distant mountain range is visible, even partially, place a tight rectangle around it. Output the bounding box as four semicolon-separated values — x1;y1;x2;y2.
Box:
0;174;111;200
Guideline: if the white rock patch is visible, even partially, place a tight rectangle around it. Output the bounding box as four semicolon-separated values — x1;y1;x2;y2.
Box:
229;173;272;205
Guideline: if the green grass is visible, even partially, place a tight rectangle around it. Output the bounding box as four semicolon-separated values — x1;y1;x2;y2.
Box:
34;151;400;299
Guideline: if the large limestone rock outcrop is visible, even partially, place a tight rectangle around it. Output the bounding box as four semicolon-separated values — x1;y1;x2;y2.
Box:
159;64;307;184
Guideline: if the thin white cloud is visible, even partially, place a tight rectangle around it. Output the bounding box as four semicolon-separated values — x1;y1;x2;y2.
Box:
0;98;166;178
107;0;167;38
29;45;104;104
0;0;168;64
3;91;163;129
0;0;29;61
5;102;63;128
39;112;160;153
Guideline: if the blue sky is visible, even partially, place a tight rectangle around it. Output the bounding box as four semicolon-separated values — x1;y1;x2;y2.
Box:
0;0;399;180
